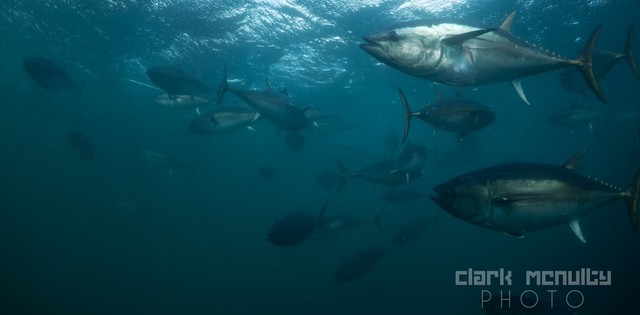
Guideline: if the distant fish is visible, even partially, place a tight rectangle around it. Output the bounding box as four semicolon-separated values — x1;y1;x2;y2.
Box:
335;158;422;192
398;87;495;141
304;107;354;137
153;94;213;109
267;202;329;246
188;107;260;135
334;247;389;284
312;207;385;239
336;142;428;192
392;141;428;177
67;130;94;161
138;149;195;176
218;64;309;131
548;102;608;130
23;57;82;92
146;66;214;97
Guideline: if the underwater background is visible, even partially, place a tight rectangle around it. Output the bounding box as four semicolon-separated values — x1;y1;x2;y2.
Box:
1;0;639;314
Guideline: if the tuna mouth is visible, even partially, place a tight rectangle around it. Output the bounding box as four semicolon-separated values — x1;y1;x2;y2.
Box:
359;37;384;55
430;195;450;210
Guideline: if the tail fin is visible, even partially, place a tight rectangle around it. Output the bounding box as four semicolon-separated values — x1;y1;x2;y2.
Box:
216;62;229;105
397;87;413;143
576;25;607;104
334;158;350;193
373;207;386;235
623;25;640;80
626;167;640;234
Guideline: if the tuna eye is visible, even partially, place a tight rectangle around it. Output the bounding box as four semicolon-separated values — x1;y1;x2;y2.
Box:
388;31;399;42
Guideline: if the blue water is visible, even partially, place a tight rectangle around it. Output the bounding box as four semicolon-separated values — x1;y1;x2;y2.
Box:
1;0;639;314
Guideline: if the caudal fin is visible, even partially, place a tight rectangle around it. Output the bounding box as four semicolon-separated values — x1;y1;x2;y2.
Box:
216;62;229;105
576;25;607;104
397;87;412;143
623;25;640;80
334;158;350;193
626;167;640;234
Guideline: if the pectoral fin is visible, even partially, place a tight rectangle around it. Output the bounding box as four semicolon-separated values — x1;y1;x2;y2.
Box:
251;112;261;122
511;80;530;105
505;231;525;238
441;28;498;46
490;194;550;207
569;220;587;243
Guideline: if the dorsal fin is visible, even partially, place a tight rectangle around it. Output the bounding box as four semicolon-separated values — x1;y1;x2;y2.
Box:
500;12;516;32
280;88;289;96
454;91;464;98
562;147;589;170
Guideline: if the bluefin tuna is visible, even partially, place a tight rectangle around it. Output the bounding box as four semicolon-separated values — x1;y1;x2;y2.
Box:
138;149;196;176
23;57;82;92
548;102;608;131
146;66;214;97
335;158;422;192
360;12;606;104
153;94;213;109
431;148;640;242
398;87;495;141
188;107;260;135
218;64;308;131
334;247;389;284
267;202;329;246
312;207;385;239
393;141;429;178
304;107;355;137
67;130;94;161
